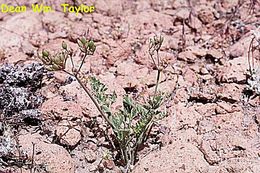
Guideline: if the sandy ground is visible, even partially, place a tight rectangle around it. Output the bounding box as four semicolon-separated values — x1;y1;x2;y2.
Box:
0;0;260;173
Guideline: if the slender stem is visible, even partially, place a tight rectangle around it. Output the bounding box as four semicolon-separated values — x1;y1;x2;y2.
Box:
154;68;161;96
76;53;87;76
248;37;255;75
30;142;35;173
70;54;75;70
118;138;128;166
104;128;116;150
149;44;162;96
156;50;160;67
63;54;114;128
121;147;126;164
143;120;154;142
149;51;157;68
62;69;74;76
182;20;186;50
125;148;133;173
74;75;115;129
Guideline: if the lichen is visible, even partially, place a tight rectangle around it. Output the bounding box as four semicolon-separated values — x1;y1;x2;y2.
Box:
0;63;45;117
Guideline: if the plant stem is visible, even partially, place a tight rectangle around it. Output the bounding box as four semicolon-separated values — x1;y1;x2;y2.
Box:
62;69;74;76
76;53;87;76
248;36;255;75
69;54;75;70
149;51;157;66
154;69;161;96
74;75;115;129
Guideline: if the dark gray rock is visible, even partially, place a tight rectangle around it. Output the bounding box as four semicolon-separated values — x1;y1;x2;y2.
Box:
0;63;45;117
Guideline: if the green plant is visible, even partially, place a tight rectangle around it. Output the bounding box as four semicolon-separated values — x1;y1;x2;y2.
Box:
39;35;166;172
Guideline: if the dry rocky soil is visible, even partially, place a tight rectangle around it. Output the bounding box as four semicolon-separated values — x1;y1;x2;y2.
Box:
0;0;260;173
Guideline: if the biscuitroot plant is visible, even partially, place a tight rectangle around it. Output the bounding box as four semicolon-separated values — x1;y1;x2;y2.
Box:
39;36;166;172
246;30;260;97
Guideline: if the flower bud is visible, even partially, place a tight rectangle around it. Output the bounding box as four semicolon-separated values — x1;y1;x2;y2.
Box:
52;56;61;65
160;36;164;43
62;41;67;50
80;37;87;45
45;66;54;71
88;40;96;53
88;40;94;48
42;50;49;57
51;64;61;71
77;39;84;48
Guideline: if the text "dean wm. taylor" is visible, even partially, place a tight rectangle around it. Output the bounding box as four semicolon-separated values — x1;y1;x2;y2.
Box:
0;4;54;13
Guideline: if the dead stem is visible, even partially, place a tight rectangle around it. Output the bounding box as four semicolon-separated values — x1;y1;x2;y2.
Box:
248;36;255;75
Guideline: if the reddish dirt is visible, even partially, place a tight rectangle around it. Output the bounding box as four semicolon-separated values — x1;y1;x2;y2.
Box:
0;0;260;173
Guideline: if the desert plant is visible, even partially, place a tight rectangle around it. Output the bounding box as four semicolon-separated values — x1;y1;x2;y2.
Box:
39;35;166;172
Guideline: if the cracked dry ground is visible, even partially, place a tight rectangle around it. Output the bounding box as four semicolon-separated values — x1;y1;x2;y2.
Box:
0;0;260;173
